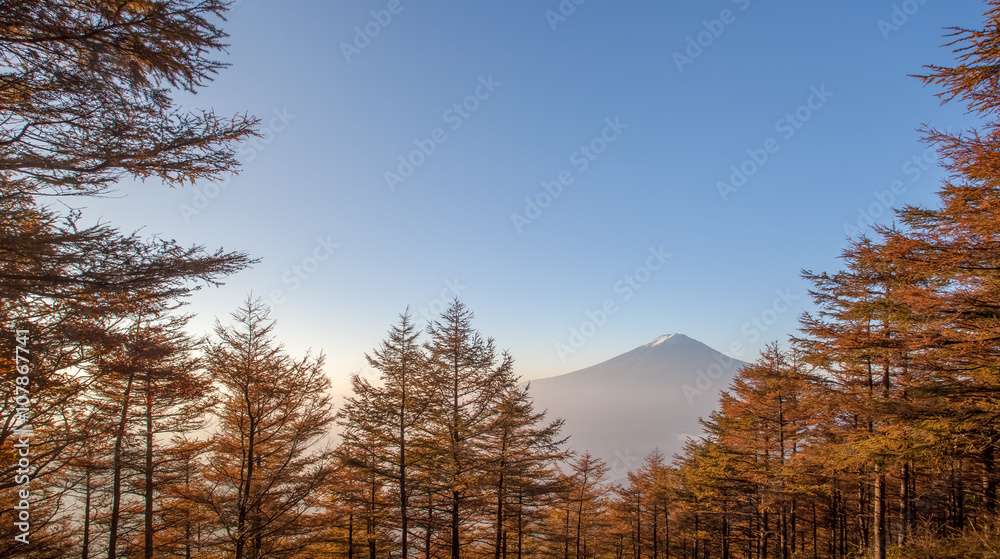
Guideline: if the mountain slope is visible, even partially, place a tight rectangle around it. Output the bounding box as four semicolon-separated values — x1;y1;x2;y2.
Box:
528;334;746;478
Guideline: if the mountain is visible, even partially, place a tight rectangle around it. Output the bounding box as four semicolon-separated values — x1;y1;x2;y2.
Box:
527;334;746;479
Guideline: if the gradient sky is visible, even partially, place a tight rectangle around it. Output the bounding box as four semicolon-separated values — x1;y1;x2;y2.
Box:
81;0;986;394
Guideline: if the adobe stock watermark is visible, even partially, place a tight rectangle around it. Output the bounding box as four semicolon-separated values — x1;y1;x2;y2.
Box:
414;279;468;324
340;0;417;63
844;145;937;237
179;107;296;223
608;447;641;482
681;288;800;405
11;328;32;545
544;0;591;31
555;246;671;361
739;288;800;344
511;117;628;233
717;85;834;202
878;0;931;41
384;74;502;192
266;236;340;308
673;0;752;73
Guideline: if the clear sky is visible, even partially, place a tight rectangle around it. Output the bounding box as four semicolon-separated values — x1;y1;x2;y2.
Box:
81;0;986;394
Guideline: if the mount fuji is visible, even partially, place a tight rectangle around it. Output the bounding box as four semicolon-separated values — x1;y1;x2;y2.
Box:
527;334;746;478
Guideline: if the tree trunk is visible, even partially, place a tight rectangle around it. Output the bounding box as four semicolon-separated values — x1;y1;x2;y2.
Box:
424;494;432;559
451;491;461;559
899;461;911;545
829;494;837;559
790;500;796;558
693;513;699;559
652;501;658;559
722;511;730;559
874;468;887;559
400;446;408;559
108;369;136;559
82;467;91;559
839;497;847;559
664;502;670;559
984;438;997;514
144;380;155;559
909;464;917;536
400;379;409;559
250;456;264;559
184;452;194;559
779;507;788;559
812;502;817;559
517;492;523;559
235;383;258;559
761;510;768;559
253;490;264;559
185;511;192;559
564;509;570;559
348;511;354;559
494;463;505;559
634;496;641;559
859;479;870;550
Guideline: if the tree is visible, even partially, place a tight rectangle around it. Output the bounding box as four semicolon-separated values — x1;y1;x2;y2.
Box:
625;450;675;559
0;1;258;548
156;435;215;558
335;417;394;559
0;0;258;196
337;310;428;558
799;237;932;558
83;302;157;559
420;299;517;559
132;313;214;558
483;382;566;559
200;297;336;559
894;3;1000;519
702;345;818;559
58;301;205;558
0;0;257;347
562;452;612;559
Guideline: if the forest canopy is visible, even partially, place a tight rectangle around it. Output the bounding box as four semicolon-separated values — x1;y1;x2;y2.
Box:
5;1;1000;558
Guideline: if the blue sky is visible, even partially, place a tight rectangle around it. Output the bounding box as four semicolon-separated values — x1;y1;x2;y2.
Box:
82;0;985;393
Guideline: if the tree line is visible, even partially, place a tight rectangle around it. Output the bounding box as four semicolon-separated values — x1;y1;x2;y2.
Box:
4;0;1000;558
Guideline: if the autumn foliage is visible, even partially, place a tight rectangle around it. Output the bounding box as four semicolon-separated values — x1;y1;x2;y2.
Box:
6;1;1000;558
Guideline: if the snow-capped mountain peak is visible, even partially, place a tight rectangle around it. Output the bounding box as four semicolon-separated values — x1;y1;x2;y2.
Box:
529;334;746;476
644;334;677;347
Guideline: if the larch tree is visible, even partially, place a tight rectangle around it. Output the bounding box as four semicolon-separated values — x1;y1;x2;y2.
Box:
0;1;258;550
892;0;1000;521
66;304;211;558
0;0;257;317
483;382;567;559
320;461;384;559
86;301;160;559
555;451;611;559
337;310;428;558
800;237;935;558
200;297;336;559
156;435;215;558
420;299;517;559
702;345;817;559
628;449;674;559
335;413;394;559
131;312;214;559
0;0;258;197
77;301;211;559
